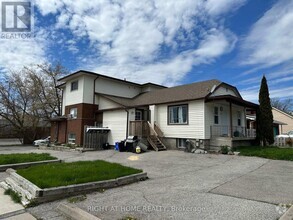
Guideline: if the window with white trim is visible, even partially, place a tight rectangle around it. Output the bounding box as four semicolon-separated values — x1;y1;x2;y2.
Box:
70;108;77;119
168;105;188;124
135;111;142;121
71;81;78;91
68;133;76;144
237;111;241;126
214;107;219;124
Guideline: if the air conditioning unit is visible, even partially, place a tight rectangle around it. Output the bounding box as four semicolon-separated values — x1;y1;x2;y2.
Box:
67;114;73;119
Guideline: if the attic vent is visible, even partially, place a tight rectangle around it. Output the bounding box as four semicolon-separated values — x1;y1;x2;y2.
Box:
210;85;217;93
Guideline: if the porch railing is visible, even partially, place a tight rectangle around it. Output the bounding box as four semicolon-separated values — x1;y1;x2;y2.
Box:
154;122;164;137
210;125;256;138
129;121;150;137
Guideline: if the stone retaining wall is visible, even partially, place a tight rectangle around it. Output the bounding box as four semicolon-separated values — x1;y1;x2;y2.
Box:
0;160;62;172
2;169;148;205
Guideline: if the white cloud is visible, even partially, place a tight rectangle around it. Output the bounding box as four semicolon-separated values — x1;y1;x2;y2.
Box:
0;30;48;72
205;0;247;16
32;0;247;84
35;0;64;15
240;0;293;67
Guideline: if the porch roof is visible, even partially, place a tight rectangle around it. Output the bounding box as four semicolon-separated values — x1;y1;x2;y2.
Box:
205;95;258;109
50;116;67;122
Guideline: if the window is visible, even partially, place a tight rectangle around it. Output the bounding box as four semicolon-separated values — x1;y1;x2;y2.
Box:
68;133;76;144
214;107;219;124
177;138;187;149
71;81;78;91
135;110;142;121
237;111;241;126
69;108;77;119
168;105;188;124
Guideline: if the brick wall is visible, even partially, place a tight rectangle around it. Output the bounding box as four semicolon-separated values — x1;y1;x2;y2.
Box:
65;103;99;145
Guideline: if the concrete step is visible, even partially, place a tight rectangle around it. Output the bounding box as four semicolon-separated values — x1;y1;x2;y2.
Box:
4;178;32;205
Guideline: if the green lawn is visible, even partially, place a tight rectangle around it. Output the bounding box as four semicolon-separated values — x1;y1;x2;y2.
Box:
236;146;293;161
17;160;143;188
0;153;57;165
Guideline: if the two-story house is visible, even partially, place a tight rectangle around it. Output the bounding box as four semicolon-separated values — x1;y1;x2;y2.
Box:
50;70;258;150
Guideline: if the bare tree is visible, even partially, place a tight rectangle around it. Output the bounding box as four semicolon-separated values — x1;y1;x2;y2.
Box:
0;63;67;144
271;98;293;115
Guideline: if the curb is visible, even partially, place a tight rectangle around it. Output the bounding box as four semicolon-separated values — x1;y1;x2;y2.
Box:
4;169;148;205
0;209;26;220
0;160;62;172
57;203;101;220
280;206;293;220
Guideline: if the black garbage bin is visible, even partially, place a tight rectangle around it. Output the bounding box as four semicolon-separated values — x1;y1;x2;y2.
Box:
118;141;126;152
125;136;138;152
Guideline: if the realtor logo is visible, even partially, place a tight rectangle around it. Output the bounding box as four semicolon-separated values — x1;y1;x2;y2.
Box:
2;1;31;32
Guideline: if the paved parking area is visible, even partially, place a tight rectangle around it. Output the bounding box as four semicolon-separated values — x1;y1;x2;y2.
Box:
1;146;292;220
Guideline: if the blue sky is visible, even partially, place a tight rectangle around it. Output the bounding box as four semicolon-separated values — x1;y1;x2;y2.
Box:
0;0;292;102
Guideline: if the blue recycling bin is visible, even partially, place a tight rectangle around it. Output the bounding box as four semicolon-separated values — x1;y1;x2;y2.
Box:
115;142;119;151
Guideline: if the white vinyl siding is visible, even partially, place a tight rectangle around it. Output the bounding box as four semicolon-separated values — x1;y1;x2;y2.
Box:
103;110;127;145
210;85;239;98
156;100;205;139
95;78;141;98
98;96;122;110
64;76;84;106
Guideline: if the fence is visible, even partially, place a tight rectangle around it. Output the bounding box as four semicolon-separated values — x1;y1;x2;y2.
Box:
274;137;292;147
83;126;110;149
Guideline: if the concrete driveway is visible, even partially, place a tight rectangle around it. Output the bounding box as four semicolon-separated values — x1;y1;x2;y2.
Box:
1;146;292;220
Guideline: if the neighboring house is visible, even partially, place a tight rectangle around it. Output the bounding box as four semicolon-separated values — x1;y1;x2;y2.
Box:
50;70;258;150
272;107;293;134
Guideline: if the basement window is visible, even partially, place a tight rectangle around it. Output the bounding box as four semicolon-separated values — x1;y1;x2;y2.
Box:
177;138;187;149
68;133;76;144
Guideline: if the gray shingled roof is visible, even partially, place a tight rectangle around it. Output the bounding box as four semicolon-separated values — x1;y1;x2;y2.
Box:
101;79;222;107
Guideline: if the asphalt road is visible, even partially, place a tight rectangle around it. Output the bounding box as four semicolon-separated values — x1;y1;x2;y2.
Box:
1;146;292;220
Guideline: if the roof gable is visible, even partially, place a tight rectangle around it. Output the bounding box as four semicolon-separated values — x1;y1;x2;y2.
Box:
209;84;242;99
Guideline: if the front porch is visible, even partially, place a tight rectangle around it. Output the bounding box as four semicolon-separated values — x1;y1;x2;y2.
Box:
210;125;256;148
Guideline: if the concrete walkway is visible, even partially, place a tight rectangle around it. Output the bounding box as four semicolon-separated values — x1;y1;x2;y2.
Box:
1;146;292;220
0;188;36;220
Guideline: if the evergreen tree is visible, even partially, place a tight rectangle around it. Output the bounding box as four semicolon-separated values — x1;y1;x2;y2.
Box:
257;76;274;146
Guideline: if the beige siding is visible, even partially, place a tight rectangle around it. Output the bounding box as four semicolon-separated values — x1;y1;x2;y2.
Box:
205;101;246;138
103;110;127;145
64;76;84;106
210;85;239;97
95;78;141;98
272;108;293;133
156;100;205;139
62;89;66;115
98;96;122;110
82;75;95;104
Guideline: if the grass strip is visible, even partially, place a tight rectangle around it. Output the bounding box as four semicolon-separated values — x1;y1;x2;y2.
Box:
17;160;142;188
236;146;293;161
0;153;57;165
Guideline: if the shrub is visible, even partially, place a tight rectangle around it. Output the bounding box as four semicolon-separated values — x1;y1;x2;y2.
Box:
221;146;229;154
4;189;21;203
